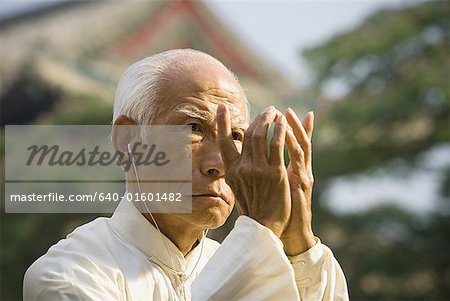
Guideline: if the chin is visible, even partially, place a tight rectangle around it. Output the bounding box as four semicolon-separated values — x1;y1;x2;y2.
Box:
191;201;232;229
203;207;230;229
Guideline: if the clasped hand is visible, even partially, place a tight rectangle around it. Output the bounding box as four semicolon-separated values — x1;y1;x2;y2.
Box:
217;104;316;256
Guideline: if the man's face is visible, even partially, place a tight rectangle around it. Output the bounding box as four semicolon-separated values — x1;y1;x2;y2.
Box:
154;59;248;229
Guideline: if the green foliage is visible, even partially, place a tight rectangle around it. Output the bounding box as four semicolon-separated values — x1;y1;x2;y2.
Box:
323;205;450;299
304;0;450;184
1;79;113;300
0;65;61;126
41;93;113;125
303;1;450;299
304;1;449;87
306;0;449;175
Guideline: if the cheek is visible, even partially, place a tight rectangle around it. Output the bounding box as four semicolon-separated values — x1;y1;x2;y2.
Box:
190;142;202;171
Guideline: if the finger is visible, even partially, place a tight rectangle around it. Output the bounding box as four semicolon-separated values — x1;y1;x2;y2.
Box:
302;111;314;140
286;108;311;168
217;104;240;168
285;125;304;170
303;111;314;174
241;116;259;163
270;113;287;166
286;108;309;145
252;106;277;166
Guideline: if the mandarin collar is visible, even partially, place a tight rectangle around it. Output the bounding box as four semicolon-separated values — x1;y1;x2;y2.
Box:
109;197;205;274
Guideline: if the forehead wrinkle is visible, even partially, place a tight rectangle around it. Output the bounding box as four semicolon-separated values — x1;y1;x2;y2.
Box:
173;103;248;130
200;94;249;130
232;115;249;130
200;87;243;98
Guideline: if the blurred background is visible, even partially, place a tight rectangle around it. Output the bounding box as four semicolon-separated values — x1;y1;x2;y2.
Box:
0;0;449;300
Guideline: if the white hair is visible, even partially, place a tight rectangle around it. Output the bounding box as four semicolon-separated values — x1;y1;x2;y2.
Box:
112;49;246;125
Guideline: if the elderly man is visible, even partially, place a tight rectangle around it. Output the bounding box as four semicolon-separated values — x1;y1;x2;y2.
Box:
24;49;348;300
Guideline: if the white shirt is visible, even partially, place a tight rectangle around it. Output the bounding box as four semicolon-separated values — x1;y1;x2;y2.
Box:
24;199;349;300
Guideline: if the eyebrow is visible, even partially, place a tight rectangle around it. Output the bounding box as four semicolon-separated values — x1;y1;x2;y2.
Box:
174;105;211;121
173;104;249;130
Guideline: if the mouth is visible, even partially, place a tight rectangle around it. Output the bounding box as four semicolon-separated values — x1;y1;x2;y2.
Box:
192;194;229;205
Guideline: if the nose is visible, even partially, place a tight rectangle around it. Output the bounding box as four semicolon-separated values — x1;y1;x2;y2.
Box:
199;141;225;178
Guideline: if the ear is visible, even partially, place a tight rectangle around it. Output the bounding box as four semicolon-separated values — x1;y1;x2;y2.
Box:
112;115;137;157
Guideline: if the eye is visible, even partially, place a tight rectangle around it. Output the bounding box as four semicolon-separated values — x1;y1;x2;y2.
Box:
232;131;243;141
188;123;202;133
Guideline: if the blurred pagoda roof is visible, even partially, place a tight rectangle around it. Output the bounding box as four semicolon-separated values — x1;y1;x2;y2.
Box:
0;0;298;113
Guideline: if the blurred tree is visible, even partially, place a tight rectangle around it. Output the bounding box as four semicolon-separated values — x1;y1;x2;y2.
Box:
0;87;113;299
302;1;450;299
304;0;449;176
0;64;61;127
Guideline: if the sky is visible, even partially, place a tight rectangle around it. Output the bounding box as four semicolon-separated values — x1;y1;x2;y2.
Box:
208;0;420;84
324;144;450;216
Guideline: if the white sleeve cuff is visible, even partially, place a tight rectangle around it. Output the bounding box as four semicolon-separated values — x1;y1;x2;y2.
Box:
287;237;324;287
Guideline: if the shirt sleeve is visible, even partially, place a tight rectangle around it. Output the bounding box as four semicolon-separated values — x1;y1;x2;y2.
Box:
288;238;349;301
24;280;118;301
23;253;121;301
192;215;300;301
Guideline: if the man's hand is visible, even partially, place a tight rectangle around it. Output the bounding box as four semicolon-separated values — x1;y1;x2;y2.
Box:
217;104;291;237
281;108;316;256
